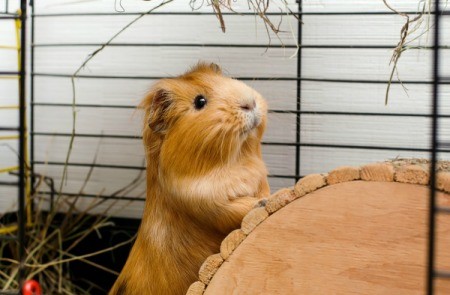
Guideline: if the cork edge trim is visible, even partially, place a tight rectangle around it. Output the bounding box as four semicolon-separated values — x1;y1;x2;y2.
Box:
186;160;450;295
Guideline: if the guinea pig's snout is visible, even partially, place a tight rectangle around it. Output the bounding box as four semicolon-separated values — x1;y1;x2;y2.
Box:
240;99;256;112
238;97;261;132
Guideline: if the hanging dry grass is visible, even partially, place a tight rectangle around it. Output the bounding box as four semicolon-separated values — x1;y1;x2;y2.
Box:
190;0;299;30
383;0;448;104
383;0;428;104
189;0;300;44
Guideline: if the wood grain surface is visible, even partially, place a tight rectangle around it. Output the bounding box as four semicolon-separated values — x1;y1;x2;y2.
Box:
205;181;450;294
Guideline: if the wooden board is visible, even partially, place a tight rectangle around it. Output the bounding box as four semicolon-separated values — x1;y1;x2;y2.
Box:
204;181;450;294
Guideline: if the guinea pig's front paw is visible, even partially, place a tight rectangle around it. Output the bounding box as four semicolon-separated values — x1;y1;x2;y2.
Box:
253;198;268;208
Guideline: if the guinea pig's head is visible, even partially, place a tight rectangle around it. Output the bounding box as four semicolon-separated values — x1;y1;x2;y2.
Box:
141;62;267;180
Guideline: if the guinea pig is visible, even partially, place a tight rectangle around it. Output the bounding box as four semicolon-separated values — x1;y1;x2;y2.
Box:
109;62;270;295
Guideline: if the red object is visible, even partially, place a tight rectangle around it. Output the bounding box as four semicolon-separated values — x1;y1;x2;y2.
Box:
22;280;42;295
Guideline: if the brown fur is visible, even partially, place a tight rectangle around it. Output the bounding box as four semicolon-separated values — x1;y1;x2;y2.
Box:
109;63;270;295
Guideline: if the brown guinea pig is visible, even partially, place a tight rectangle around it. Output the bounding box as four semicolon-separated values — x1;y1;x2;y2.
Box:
109;62;270;295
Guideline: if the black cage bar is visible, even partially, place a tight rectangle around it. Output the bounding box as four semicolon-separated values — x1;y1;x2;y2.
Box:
0;0;27;293
427;0;450;294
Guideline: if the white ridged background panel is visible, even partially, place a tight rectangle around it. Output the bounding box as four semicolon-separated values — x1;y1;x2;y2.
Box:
302;0;448;12
34;107;143;136
34;47;298;77
299;147;430;176
303;15;450;46
302;48;436;81
33;77;148;106
35;164;146;198
301;83;450;114
34;14;298;46
23;0;450;219
300;115;450;149
34;137;144;167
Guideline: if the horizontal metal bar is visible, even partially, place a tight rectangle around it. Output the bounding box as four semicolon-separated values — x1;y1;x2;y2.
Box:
39;179;297;203
30;132;427;149
31;104;450;118
33;132;140;139
300;77;443;85
0;127;19;131
31;43;450;50
0;71;19;76
32;73;167;80
436;206;450;214
32;72;296;81
435;270;450;279
271;110;450;118
262;141;450;153
33;161;145;170
32;72;447;84
32;150;450;179
33;102;135;109
31;122;450;142
39;190;145;202
0;15;19;20
0;181;19;186
32;161;295;179
32;11;297;17
33;43;297;49
31;133;448;153
303;11;450;16
31;11;443;18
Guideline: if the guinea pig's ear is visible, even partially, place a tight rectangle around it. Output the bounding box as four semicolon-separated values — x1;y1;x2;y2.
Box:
148;89;172;134
209;63;222;75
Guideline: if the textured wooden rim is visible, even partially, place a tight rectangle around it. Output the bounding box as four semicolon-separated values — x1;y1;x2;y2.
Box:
186;159;450;295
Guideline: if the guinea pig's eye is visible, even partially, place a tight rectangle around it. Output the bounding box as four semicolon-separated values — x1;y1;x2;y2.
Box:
194;95;207;110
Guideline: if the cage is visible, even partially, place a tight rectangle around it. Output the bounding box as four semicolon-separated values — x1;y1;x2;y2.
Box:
0;0;449;294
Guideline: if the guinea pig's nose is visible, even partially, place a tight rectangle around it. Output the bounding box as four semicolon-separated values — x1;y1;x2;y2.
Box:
240;99;256;112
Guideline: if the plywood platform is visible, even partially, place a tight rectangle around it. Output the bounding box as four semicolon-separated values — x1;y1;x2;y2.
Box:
187;160;450;295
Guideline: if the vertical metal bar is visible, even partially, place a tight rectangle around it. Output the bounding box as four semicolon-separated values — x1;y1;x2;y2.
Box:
18;0;27;289
427;0;441;294
295;0;302;182
30;0;35;192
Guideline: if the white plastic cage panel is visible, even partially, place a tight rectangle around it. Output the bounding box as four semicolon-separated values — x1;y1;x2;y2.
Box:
22;0;450;218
